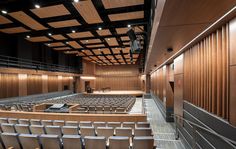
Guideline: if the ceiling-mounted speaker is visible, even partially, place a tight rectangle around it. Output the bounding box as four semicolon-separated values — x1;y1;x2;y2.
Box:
167;48;173;52
127;29;137;41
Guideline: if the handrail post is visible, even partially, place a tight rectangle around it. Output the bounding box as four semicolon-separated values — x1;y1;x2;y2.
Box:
192;125;197;149
174;115;179;140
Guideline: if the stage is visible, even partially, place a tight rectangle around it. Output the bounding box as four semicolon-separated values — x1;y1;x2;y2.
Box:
91;90;144;97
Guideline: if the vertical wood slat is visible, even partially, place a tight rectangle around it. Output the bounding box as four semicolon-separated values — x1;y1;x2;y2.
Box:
183;24;229;120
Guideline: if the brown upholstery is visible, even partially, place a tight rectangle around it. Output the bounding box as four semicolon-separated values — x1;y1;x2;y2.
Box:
40;134;61;149
109;136;130;149
1;133;21;149
19;134;41;149
30;125;45;135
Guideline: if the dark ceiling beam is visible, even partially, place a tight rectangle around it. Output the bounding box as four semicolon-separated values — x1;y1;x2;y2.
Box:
120;50;127;64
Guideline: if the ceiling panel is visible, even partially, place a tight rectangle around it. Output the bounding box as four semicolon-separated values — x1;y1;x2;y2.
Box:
73;1;103;24
108;11;144;21
112;48;121;54
54;47;72;50
51;34;67;40
0;15;12;25
48;19;80;28
64;51;78;54
31;4;70;18
86;44;104;48
102;0;144;9
96;29;112;36
105;37;119;46
122;47;130;53
81;39;101;44
0;27;30;34
47;42;65;47
83;50;93;56
26;36;52;42
67;41;82;49
93;49;102;55
102;48;111;54
9;11;47;30
67;31;93;39
77;52;85;56
121;36;130;41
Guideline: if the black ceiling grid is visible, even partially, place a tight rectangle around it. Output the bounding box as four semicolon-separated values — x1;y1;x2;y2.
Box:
0;0;150;66
62;1;106;64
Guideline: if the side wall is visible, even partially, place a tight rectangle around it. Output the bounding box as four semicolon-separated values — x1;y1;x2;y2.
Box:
150;16;236;148
0;68;74;99
95;65;141;91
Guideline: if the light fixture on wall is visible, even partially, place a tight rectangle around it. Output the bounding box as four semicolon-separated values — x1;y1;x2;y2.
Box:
18;74;27;80
81;76;96;80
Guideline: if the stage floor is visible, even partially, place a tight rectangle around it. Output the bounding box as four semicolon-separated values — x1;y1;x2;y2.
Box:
92;90;144;96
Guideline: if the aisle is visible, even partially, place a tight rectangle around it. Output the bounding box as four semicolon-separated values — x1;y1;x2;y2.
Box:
143;98;185;149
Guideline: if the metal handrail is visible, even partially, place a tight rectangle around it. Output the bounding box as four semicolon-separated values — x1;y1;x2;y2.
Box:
173;114;236;148
0;55;80;73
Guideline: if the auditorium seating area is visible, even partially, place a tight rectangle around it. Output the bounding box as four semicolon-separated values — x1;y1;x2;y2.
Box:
0;94;136;114
0;117;154;149
45;94;136;113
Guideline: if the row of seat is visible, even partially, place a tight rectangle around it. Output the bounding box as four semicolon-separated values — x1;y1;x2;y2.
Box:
0;118;150;128
0;133;154;149
0;123;152;138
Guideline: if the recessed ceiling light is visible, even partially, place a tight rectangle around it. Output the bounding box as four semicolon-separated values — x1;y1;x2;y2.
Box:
108;38;110;41
1;10;7;14
26;35;30;38
74;0;79;3
98;27;102;30
35;4;40;9
127;24;131;28
86;40;89;43
72;30;76;33
98;48;101;51
48;33;52;36
47;43;51;46
66;42;69;44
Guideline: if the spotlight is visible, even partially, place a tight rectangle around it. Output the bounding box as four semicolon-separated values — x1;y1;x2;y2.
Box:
86;40;89;43
98;27;102;30
107;38;110;41
47;43;51;46
35;4;40;9
66;42;69;44
127;24;131;28
1;10;7;14
26;35;30;38
48;33;52;36
72;30;76;33
74;0;79;2
167;48;173;53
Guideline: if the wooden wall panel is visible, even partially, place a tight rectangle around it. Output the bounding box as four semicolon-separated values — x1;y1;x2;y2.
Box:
229;18;236;125
183;24;229;120
48;76;59;92
0;73;19;99
18;74;27;97
83;60;95;75
27;74;43;95
95;65;141;91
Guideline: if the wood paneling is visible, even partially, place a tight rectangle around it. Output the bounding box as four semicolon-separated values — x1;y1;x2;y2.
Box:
96;29;111;36
0;111;146;122
9;11;47;30
0;27;30;34
31;4;70;18
27;36;52;42
95;65;141;90
108;11;144;21
50;34;67;40
48;19;80;28
83;60;95;75
102;0;144;9
73;1;103;24
27;75;43;95
229;18;236;126
0;15;12;25
67;31;93;39
48;76;59;92
0;73;19;99
183;24;229;120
